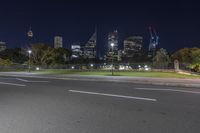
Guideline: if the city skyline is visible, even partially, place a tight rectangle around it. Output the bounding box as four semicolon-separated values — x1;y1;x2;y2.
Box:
1;0;200;56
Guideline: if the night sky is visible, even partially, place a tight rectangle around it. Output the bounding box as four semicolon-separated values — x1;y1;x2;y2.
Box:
0;0;200;57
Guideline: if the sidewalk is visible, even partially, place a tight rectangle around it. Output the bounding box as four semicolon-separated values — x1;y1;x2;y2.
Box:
0;72;200;88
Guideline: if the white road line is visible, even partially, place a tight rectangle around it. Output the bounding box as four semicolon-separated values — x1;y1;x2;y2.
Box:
68;90;157;102
0;77;16;79
135;88;200;94
16;78;49;83
16;78;28;82
0;82;26;87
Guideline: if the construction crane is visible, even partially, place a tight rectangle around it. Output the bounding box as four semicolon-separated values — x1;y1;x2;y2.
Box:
148;26;154;51
153;27;159;46
148;26;159;57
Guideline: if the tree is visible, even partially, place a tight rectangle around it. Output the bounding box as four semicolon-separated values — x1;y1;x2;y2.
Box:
191;49;200;64
189;49;200;72
51;48;71;65
153;48;171;69
0;48;28;64
0;58;12;67
171;47;199;63
31;43;54;66
172;48;200;72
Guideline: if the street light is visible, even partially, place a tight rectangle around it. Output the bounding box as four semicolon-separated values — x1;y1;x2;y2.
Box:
90;64;94;71
90;63;94;68
111;43;114;76
28;50;32;72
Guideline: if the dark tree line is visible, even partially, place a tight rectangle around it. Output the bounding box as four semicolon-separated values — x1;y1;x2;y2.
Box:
0;43;200;72
0;43;71;67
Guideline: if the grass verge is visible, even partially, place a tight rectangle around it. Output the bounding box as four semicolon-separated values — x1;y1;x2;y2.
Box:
33;69;200;79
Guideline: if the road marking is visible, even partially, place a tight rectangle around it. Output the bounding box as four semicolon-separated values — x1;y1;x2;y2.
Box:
0;77;16;79
135;88;200;94
0;82;26;87
16;78;49;83
68;90;157;102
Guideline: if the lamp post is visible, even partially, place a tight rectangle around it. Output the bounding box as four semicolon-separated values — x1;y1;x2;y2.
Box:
111;43;114;76
90;63;94;68
28;50;32;72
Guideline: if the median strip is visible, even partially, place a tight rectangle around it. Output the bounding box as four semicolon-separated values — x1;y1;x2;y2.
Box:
68;90;157;102
0;82;26;87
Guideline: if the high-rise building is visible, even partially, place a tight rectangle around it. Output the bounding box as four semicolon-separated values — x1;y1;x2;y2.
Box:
27;26;33;46
0;41;6;52
27;26;33;39
54;36;63;48
84;30;97;59
123;36;143;57
118;50;122;61
106;30;119;60
71;42;83;59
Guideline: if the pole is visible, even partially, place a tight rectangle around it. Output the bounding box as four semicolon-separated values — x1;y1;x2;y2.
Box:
112;46;114;76
28;53;31;72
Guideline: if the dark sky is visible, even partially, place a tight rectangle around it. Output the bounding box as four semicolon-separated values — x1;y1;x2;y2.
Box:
0;0;200;57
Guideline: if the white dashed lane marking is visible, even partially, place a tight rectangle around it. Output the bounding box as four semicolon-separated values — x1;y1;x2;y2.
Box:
16;78;49;83
69;90;157;102
135;88;200;94
0;82;26;87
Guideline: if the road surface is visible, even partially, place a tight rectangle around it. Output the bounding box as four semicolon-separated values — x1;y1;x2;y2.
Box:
0;76;200;133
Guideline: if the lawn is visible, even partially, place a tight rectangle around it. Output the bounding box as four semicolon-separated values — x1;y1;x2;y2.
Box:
33;69;200;79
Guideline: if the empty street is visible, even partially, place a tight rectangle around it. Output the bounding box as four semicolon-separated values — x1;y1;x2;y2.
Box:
0;76;200;133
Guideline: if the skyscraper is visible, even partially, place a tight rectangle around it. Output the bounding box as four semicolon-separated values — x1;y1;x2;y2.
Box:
27;26;33;46
123;36;143;57
0;41;6;52
84;30;97;59
54;36;63;48
27;26;33;39
106;30;119;61
71;42;83;59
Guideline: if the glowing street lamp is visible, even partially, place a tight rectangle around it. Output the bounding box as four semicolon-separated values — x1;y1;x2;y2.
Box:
90;64;94;67
111;43;114;76
28;50;32;72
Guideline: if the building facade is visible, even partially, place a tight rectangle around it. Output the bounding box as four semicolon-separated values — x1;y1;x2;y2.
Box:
123;36;143;58
71;42;83;59
106;30;119;61
54;36;63;48
0;41;6;52
84;31;97;59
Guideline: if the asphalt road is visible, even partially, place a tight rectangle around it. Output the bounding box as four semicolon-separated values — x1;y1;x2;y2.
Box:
0;76;200;133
